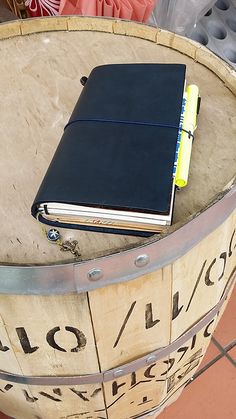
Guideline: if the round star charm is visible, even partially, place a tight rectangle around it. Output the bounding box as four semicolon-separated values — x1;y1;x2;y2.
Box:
47;229;60;242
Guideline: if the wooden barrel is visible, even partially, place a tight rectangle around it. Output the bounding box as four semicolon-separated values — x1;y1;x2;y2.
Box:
0;16;235;419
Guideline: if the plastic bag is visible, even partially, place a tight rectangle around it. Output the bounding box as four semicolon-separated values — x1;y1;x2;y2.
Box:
152;0;217;35
59;0;157;22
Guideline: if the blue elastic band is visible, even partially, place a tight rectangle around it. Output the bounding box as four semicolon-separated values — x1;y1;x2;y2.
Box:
64;118;194;139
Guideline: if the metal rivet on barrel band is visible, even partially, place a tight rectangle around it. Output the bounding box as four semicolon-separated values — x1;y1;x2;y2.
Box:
146;355;158;364
113;369;124;378
135;254;150;267
87;268;103;281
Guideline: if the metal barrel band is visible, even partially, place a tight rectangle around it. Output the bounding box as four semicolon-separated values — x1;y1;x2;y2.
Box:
0;272;234;386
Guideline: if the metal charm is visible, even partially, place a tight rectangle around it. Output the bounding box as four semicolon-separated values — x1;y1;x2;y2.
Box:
47;229;60;242
60;240;81;259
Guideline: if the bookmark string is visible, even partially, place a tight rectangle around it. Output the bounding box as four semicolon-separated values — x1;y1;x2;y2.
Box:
64;118;194;140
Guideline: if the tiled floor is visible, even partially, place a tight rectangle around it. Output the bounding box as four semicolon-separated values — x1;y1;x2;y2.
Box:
0;286;235;419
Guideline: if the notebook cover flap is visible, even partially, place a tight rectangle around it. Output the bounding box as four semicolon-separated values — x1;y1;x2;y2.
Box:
32;63;186;218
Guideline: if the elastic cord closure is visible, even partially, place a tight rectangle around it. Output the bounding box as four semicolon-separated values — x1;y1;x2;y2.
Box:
64;118;194;140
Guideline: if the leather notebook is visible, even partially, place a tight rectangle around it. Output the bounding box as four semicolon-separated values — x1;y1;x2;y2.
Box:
31;63;186;236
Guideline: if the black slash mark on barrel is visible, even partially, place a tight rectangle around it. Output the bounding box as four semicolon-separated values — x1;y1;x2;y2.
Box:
0;384;13;393
186;260;207;312
39;391;62;402
4;384;13;391
22;390;38;403
65;326;87;352
46;327;87;352
177;346;189;362
205;259;216;286
219;252;227;281
228;229;236;257
205;252;227;285
204;319;215;337
53;388;62;396
91;388;102;397
46;327;66;352
161;358;175;376
131;372;136;386
191;335;197;350
145;303;160;329
144;364;156;378
113;301;136;348
16;328;39;354
70;388;89;401
172;292;183;320
112;380;126;396
0;339;9;352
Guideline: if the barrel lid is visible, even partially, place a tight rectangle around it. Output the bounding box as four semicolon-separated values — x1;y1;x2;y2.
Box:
0;18;236;265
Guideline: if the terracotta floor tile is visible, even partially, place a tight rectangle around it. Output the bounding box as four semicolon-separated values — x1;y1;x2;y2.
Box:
158;356;236;419
213;285;236;347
